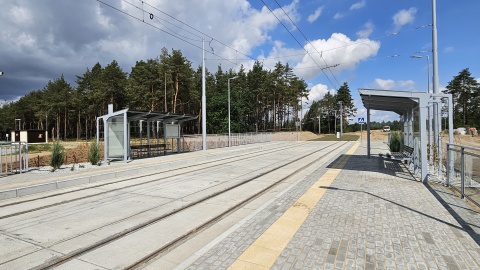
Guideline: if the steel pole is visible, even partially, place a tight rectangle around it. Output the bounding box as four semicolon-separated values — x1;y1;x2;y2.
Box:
202;38;207;150
432;0;442;176
228;76;238;147
228;79;231;147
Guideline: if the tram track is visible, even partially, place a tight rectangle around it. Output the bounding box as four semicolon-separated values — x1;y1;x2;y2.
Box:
0;142;312;219
29;141;348;270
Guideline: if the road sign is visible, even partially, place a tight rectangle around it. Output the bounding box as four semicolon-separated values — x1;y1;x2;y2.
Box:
358;117;365;124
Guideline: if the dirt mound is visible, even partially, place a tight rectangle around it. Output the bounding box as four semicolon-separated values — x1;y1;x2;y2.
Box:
28;142;99;168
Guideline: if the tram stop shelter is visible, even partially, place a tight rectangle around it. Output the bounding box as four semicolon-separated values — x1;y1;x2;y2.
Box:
96;104;197;163
359;88;454;183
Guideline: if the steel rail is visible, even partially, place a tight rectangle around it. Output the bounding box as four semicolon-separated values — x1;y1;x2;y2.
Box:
0;142;309;219
33;142;346;269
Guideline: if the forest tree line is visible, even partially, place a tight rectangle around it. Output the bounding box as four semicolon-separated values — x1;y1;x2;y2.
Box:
1;46;476;141
0;47;357;140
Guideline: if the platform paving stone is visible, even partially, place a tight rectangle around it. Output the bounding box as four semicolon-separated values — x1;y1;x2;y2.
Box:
186;142;480;269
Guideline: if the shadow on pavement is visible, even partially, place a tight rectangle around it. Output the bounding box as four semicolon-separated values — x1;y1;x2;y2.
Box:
325;151;480;248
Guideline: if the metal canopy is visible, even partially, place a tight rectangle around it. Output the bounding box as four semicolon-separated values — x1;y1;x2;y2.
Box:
97;106;198;163
125;110;198;124
358;88;454;185
358;88;429;183
360;89;420;115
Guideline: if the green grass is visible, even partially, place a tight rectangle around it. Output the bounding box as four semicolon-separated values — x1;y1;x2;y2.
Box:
309;134;360;141
28;143;54;153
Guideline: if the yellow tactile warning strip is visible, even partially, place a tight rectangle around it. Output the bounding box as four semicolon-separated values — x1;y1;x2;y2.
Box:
228;141;360;270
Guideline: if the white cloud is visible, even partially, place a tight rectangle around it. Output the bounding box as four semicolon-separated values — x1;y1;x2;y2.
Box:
374;78;395;89
392;7;417;29
0;0;305;100
293;33;380;80
308;7;324;23
398;80;415;89
350;0;366;10
308;83;335;101
372;78;415;90
9;5;33;25
333;13;344;20
444;46;454;53
356;21;374;38
476;78;480;84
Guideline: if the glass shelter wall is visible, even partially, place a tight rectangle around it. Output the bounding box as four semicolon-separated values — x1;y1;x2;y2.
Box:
107;116;125;159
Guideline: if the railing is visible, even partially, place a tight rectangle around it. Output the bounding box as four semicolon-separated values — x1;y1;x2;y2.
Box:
445;143;480;207
180;133;272;152
0;141;29;176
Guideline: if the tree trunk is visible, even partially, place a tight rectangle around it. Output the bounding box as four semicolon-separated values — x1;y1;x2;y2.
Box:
64;108;67;140
151;83;155;111
56;112;60;140
173;73;179;113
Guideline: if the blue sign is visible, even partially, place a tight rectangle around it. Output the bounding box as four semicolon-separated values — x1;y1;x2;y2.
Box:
358;117;365;124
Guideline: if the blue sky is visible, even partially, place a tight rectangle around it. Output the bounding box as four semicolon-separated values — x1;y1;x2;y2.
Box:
0;0;479;123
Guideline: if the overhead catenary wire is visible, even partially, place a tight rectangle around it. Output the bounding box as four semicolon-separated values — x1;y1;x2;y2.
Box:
273;0;341;89
122;0;204;42
258;0;338;91
100;0;432;79
97;0;238;66
141;0;272;69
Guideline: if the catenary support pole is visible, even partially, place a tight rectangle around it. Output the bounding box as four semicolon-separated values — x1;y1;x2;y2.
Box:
202;38;207;150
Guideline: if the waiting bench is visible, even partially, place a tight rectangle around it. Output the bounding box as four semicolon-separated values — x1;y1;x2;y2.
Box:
130;143;170;158
390;145;414;163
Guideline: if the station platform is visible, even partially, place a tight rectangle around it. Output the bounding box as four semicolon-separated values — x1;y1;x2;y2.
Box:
0;144;255;200
175;141;480;270
1;141;479;269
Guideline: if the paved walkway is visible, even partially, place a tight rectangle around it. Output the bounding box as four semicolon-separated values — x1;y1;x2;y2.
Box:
1;141;479;269
180;141;480;270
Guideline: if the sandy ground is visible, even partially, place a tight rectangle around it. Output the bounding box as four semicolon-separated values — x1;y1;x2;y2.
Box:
271;130;389;141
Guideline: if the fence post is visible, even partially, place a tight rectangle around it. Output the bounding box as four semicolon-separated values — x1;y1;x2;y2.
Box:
460;146;465;199
446;144;450;186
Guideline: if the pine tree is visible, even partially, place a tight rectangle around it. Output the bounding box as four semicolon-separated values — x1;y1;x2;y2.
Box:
336;82;357;128
445;68;479;127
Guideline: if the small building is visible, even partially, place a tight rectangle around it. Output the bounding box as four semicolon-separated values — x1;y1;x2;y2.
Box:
10;130;48;143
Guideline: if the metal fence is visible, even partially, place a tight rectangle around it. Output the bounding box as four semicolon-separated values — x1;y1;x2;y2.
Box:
0;142;29;176
444;143;480;207
180;133;272;152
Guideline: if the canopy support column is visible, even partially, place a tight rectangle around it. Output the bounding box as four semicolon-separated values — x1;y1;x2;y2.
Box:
419;96;428;183
367;108;371;159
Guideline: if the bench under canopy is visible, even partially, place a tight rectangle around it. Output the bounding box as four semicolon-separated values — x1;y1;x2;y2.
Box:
96;104;197;162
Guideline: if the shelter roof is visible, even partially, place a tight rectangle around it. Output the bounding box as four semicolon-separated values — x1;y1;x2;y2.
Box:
99;108;197;124
358;88;425;115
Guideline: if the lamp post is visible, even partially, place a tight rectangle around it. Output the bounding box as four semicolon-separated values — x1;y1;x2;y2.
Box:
410;55;430;92
411;55;433;165
228;76;238;147
338;101;343;137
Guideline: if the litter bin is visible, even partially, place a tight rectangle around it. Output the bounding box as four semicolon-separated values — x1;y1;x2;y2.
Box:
336;132;340;138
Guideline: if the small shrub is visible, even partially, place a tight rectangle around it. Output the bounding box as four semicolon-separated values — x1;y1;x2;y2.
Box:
50;141;65;171
88;141;101;165
389;131;403;152
79;164;85;168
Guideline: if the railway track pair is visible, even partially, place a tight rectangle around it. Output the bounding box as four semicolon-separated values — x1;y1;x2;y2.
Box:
0;141;350;269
